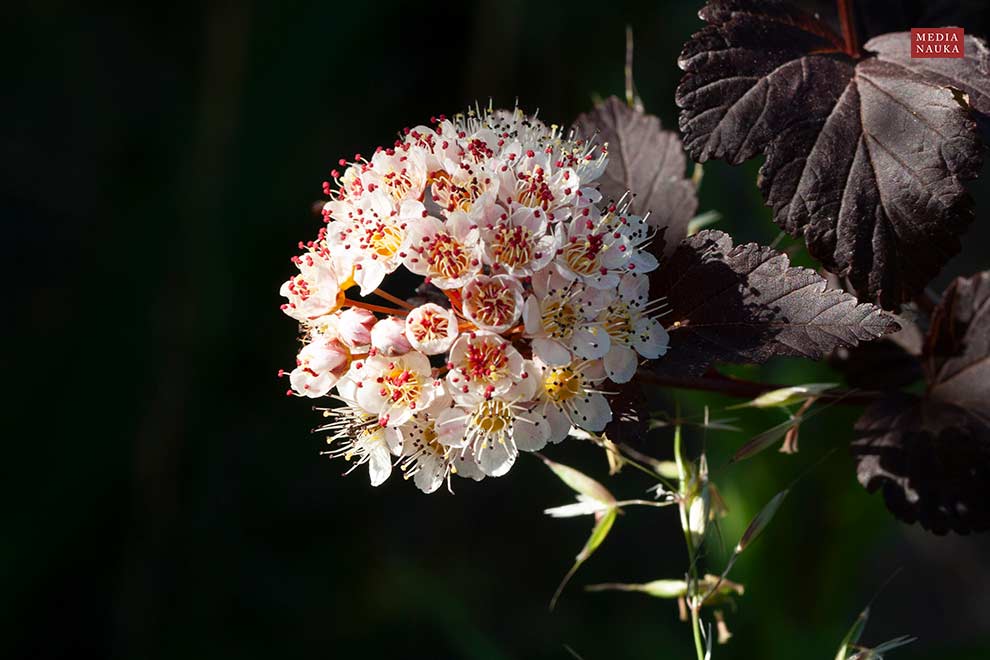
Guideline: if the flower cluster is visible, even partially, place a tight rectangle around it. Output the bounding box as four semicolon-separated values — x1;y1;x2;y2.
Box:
280;106;669;493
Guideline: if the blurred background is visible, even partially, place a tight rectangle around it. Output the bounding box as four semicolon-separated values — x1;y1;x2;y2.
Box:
5;1;990;658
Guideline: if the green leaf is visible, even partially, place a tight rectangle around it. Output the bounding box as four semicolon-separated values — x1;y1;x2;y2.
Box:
540;455;615;505
727;383;837;409
587;574;744;602
736;490;788;553
587;578;688;598
550;507;617;610
730;419;796;463
835;607;870;660
707;490;790;601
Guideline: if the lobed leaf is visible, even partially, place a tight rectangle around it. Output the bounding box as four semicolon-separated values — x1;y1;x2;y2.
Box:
649;230;898;376
573;96;698;255
852;272;990;534
676;0;988;308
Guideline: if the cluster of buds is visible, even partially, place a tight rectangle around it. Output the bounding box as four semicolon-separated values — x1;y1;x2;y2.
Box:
280;105;669;493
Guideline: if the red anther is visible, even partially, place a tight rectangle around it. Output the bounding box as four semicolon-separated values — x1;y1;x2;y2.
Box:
285;389;294;397
526;150;535;158
338;158;347;166
277;369;285;377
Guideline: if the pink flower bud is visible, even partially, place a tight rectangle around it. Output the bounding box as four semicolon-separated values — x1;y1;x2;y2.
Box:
289;338;351;398
336;307;376;349
371;316;411;356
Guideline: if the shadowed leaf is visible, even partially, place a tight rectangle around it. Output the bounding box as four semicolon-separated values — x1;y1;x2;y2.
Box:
923;271;990;418
650;230;898;376
852;272;990;534
852;394;990;534
574;96;698;255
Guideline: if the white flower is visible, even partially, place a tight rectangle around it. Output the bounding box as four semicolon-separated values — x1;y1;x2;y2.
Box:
480;207;558;277
600;273;669;383
436;390;549;477
364;145;428;204
523;269;609;366
404;303;459;355
279;251;343;321
402;213;482;290
317;396;402;487
289;338;351;398
552;211;632;290
395;410;455;493
445;331;525;401
324;191;408;296
532;358;612;443
350;351;437;427
462;275;524;333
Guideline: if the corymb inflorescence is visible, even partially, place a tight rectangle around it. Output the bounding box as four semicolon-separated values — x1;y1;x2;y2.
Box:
279;105;669;493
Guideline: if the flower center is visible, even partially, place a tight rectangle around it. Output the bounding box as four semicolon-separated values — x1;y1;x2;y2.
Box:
543;366;583;403
604;302;634;344
409;308;452;343
469;399;513;437
563;233;607;276
429;170;489;213
461;338;509;383
379;367;422;406
467;281;517;327
491;224;534;268
381;168;414;202
364;222;404;259
425;232;472;280
515;167;555;209
542;298;578;339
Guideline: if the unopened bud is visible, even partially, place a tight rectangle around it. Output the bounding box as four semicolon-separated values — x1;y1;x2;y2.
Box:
371;316;412;356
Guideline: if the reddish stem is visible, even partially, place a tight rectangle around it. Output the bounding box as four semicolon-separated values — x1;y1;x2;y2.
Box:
372;288;414;310
344;299;409;316
836;0;859;57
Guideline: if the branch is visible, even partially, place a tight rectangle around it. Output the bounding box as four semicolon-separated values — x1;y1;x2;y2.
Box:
635;369;880;406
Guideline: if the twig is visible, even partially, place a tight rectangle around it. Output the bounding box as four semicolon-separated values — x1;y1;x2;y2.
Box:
836;0;859;57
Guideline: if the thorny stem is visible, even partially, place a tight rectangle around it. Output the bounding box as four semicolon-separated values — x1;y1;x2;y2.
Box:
636;370;879;406
836;0;859;57
674;420;706;660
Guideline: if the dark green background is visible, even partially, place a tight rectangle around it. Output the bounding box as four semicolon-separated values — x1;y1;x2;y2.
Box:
6;1;990;658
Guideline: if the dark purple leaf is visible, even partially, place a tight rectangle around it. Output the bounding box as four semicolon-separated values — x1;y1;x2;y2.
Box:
852;272;990;533
829;308;925;389
650;230;898;376
574;96;698;255
923;271;990;418
853;393;990;534
676;0;987;309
